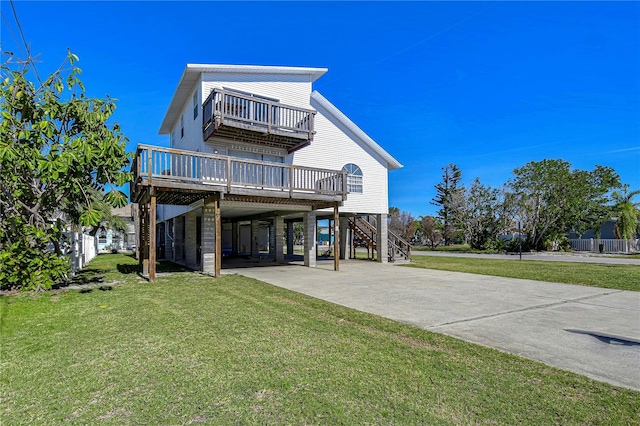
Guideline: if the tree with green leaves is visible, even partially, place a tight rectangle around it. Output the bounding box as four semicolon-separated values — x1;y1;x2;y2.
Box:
612;184;640;240
505;159;619;250
431;163;464;245
86;189;129;238
459;178;506;250
0;51;131;290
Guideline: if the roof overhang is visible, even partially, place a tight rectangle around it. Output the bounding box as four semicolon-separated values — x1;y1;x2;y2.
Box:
159;64;328;134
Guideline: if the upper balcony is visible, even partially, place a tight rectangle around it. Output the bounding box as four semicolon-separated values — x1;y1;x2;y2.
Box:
130;145;346;207
202;88;315;153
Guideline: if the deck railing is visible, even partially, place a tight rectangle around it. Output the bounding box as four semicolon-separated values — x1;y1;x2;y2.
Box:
202;88;315;140
133;145;346;199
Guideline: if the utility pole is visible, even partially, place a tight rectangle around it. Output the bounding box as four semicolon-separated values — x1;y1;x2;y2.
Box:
518;220;522;261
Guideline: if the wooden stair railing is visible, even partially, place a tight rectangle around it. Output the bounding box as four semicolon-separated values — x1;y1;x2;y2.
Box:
385;229;412;263
350;217;377;252
348;216;412;263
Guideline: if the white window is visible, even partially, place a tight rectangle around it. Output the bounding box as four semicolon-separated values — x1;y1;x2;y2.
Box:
342;163;363;193
193;92;198;120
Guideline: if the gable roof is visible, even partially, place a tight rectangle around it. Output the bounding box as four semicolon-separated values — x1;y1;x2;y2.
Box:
159;64;328;134
311;91;403;170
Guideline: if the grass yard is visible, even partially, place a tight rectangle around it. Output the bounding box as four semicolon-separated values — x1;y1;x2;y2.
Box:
407;256;640;292
413;244;500;254
412;245;640;260
1;255;638;424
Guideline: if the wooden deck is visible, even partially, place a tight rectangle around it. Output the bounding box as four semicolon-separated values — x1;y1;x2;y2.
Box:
132;145;347;281
202;88;315;152
130;145;347;206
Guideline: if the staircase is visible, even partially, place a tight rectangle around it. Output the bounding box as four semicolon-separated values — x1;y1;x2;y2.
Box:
348;216;412;263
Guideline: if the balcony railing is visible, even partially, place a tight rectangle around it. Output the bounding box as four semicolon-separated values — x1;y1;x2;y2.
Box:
202;88;315;149
132;145;346;203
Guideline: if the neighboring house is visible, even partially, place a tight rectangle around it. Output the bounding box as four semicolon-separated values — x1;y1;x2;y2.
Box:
131;64;403;279
96;228;121;252
97;204;137;252
568;219;618;240
568;219;639;253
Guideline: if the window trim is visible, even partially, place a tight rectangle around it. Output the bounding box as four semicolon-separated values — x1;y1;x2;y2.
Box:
193;92;199;120
342;163;363;193
98;231;107;245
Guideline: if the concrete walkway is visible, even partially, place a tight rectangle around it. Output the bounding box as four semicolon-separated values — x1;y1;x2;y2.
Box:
226;260;640;391
411;250;640;265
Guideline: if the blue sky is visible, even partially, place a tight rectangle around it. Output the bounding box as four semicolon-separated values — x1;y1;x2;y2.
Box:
2;1;639;217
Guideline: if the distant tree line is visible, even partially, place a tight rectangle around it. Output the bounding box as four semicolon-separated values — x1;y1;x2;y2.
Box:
388;160;640;252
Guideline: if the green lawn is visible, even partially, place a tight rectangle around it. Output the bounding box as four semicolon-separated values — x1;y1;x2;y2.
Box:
413;243;497;253
412;245;640;260
1;254;638;424
406;256;640;292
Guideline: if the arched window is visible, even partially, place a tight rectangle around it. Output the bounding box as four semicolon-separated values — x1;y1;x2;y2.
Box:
342;163;363;193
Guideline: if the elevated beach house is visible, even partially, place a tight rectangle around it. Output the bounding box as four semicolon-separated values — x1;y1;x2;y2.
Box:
131;64;405;280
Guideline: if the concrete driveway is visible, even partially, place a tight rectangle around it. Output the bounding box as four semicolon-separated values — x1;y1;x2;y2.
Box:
226;260;640;391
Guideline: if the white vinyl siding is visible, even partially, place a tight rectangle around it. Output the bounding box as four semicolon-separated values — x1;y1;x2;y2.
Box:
162;70;392;220
291;99;389;215
202;73;313;109
170;86;204;153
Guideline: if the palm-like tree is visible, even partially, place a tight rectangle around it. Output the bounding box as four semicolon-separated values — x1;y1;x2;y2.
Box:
612;185;640;240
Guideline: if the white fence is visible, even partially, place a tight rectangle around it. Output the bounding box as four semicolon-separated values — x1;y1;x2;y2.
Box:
65;232;97;275
570;238;639;253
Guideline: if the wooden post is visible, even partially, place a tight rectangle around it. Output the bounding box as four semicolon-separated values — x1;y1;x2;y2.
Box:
266;100;271;134
371;227;375;260
149;189;157;281
289;167;294;198
138;202;143;269
334;202;340;271
226;157;232;193
142;201;149;276
147;148;152;183
350;220;355;259
214;192;221;277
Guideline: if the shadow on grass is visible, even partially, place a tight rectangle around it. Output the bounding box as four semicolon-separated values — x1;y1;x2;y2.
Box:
52;269;108;289
117;261;190;275
117;264;139;274
78;285;113;294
